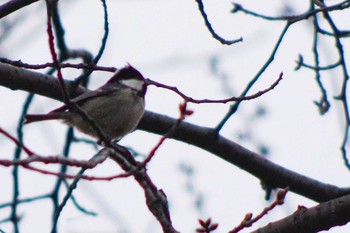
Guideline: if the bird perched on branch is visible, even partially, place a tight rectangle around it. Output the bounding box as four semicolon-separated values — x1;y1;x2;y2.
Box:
25;64;147;142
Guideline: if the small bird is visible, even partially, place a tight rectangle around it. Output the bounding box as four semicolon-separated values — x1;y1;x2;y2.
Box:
24;64;147;142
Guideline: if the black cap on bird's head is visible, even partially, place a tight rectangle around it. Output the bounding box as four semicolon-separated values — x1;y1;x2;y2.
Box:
107;64;147;96
108;64;144;83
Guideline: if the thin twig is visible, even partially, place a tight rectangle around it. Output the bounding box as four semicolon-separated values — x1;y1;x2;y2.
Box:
195;0;242;45
147;73;283;104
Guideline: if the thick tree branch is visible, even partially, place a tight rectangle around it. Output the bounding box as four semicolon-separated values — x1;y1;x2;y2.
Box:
1;62;350;203
0;62;85;100
139;111;350;203
251;193;350;233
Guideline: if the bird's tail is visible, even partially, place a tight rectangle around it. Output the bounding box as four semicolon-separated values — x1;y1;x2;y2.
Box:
24;113;62;124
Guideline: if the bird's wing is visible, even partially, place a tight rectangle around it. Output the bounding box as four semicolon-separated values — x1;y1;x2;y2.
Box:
49;86;120;113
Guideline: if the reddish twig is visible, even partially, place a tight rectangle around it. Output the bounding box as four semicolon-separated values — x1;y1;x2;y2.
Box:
0;127;34;156
139;101;193;167
0;126;163;181
45;1;115;145
0;128;130;181
45;1;68;100
146;72;283;104
1;57;282;106
22;164;133;181
229;188;288;233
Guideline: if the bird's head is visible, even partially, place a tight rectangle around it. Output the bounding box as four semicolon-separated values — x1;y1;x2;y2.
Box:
107;64;147;96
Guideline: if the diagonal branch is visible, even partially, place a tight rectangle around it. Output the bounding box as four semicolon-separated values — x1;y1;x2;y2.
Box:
1;63;350;203
251;193;350;233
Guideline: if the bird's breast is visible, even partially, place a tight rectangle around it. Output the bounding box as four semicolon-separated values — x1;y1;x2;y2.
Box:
67;89;145;140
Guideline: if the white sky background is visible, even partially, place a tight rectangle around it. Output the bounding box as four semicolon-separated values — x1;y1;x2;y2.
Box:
0;0;350;232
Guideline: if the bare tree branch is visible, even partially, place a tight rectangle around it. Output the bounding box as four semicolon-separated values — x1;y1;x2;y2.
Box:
251;193;350;233
0;0;38;19
0;62;86;100
1;62;350;203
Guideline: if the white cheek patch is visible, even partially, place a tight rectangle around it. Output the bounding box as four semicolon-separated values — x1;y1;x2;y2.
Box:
121;79;144;91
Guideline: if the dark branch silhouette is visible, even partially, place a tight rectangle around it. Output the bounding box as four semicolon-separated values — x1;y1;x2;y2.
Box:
1;63;350;203
1;0;350;232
